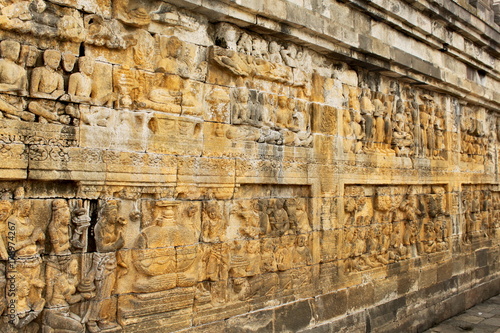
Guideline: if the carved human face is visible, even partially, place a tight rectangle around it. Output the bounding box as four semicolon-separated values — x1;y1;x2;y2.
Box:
79;57;94;76
44;50;61;70
186;205;197;217
375;194;392;211
278;97;287;108
0;202;11;222
62;52;77;72
33;0;46;13
106;208;118;223
269;41;280;53
358;228;366;239
206;205;219;220
344;198;356;213
288;45;297;57
276;199;284;210
18;200;31;217
0;40;20;62
238;91;248;103
165;37;183;58
68;259;79;275
26;47;38;67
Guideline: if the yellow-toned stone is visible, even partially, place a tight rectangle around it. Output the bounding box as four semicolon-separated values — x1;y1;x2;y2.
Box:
0;0;497;332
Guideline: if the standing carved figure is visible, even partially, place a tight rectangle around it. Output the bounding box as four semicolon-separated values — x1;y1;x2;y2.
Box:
360;88;374;151
44;199;90;333
343;109;355;153
373;92;385;152
85;200;126;333
231;88;249;125
383;94;394;152
419;102;432;157
49;199;71;256
71;207;91;251
433;105;445;159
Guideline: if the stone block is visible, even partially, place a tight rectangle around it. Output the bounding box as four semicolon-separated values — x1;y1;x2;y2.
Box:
274;299;314;332
347;283;374;311
368;297;406;328
437;260;453;282
419;266;437;289
374;276;398;303
391;47;412;68
226;309;274;332
313;289;347;322
397;272;418;295
476;248;488;267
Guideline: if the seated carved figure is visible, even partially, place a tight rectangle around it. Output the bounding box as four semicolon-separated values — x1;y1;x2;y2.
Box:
28;49;69;123
137;73;182;113
0;40;34;121
132;202;196;292
43;259;87;333
68;57;94;104
157;36;190;77
67;56;115;115
9;199;45;258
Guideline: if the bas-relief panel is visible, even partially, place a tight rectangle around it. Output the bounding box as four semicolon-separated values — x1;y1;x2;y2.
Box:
458;106;499;171
0;0;497;331
0;183;313;332
460;184;500;243
336;184;451;273
0;9;496;167
341;82;450;160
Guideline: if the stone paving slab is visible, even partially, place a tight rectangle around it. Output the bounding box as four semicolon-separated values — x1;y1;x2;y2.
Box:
425;295;500;333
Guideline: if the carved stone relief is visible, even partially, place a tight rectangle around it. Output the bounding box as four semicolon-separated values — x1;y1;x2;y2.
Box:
460;106;490;164
0;0;497;331
342;184;451;273
461;185;500;243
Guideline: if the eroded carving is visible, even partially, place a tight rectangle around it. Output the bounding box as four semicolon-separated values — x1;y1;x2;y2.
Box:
343;184;450;273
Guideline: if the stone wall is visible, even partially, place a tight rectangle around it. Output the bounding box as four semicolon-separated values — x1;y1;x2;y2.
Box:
0;0;499;332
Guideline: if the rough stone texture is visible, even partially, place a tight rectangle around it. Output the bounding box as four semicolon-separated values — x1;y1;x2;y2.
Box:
0;0;498;332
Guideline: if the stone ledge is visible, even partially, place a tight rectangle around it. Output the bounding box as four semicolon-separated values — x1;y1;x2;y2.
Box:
166;0;500;111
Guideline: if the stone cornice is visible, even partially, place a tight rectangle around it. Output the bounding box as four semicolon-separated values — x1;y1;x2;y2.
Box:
165;0;500;110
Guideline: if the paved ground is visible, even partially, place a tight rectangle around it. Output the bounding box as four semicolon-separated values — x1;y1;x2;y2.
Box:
425;294;500;333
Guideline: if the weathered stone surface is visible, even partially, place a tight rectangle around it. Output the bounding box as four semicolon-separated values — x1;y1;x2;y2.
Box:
0;0;497;332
